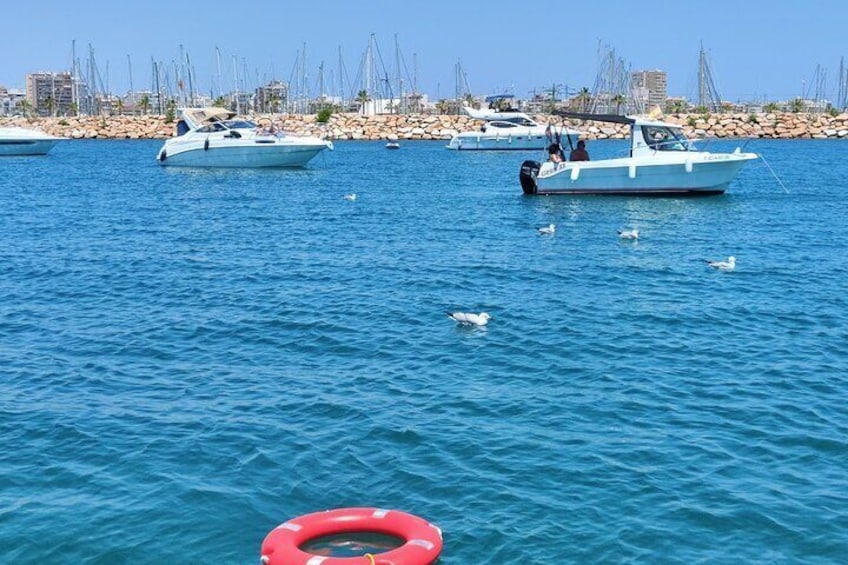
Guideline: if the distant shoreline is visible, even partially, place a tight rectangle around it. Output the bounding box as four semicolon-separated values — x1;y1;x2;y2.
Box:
2;112;847;141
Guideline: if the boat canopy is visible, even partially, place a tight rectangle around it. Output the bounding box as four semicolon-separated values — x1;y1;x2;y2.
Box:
553;111;679;129
180;107;237;129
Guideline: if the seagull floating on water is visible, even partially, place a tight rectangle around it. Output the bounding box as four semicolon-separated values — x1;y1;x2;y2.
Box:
618;228;639;240
538;223;556;235
447;311;492;326
343;193;357;201
706;256;736;272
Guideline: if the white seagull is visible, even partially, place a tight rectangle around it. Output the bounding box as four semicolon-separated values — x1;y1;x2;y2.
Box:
538;223;556;235
447;311;492;326
343;193;357;201
618;228;639;240
706;256;736;272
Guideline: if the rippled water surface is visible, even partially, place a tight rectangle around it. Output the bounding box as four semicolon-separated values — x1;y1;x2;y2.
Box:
1;138;847;563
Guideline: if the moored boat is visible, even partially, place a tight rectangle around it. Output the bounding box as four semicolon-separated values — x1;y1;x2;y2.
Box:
447;109;577;151
519;112;758;196
0;127;62;156
156;108;332;168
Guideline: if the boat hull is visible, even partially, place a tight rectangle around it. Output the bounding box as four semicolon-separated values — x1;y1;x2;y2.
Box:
157;140;329;168
522;153;757;196
446;132;549;151
0;128;61;156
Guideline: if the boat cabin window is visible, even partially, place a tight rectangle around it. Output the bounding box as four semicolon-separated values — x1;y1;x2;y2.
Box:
502;117;535;127
490;121;519;129
176;120;190;136
197;122;227;133
222;119;257;129
641;125;688;151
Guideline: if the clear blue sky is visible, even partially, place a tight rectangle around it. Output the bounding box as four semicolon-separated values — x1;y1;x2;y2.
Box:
2;0;846;103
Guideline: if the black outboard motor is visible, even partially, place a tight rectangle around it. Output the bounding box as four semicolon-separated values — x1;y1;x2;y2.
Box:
519;160;540;195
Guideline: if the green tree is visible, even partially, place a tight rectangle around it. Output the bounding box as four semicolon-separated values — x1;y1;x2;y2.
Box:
435;99;448;115
165;99;177;123
316;107;332;123
611;94;626;115
114;98;124;116
789;98;805;113
18;99;33;118
763;101;780;113
666;99;687;114
574;87;592;112
355;89;371;114
139;94;150;116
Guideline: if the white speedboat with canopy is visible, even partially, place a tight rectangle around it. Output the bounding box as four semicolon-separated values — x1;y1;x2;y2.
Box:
519;112;758;195
156;107;333;167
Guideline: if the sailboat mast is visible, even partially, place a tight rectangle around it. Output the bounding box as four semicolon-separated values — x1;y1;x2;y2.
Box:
127;54;134;111
232;55;240;114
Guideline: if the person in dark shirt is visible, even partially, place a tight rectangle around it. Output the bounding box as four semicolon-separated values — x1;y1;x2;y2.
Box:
569;139;590;161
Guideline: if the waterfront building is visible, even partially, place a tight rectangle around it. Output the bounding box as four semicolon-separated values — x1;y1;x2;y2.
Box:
26;72;75;116
631;70;667;112
255;80;288;113
0;86;27;115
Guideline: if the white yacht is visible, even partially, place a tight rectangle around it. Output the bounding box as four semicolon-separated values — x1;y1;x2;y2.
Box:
519;112;758;196
156;108;333;167
447;106;578;151
0;127;62;156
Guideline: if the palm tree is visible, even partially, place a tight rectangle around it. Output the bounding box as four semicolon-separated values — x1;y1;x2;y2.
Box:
574;87;591;112
114;98;124;116
139;94;150;116
789;98;805;113
666;99;687;114
611;94;626;115
18;99;32;118
763;101;780;113
355;89;371;115
435;99;448;115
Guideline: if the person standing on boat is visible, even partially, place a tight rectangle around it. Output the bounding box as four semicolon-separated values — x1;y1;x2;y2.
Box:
569;139;590;161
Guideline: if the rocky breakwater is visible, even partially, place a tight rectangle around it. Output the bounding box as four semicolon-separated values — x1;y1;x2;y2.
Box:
0;115;174;139
558;112;848;141
2;112;848;140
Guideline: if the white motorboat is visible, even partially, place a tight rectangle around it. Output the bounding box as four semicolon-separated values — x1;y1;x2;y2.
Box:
0;127;62;156
447;109;577;151
156;108;333;167
519;112;758;196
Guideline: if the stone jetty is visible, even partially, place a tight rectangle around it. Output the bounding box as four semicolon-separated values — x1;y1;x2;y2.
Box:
2;112;847;141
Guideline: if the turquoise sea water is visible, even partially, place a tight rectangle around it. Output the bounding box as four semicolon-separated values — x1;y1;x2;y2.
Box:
1;138;847;563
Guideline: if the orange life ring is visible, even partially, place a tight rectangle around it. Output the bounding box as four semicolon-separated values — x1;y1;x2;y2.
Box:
260;507;443;565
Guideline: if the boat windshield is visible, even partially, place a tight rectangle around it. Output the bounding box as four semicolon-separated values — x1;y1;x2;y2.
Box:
196;122;227;133
221;119;257;129
642;125;689;151
500;117;536;126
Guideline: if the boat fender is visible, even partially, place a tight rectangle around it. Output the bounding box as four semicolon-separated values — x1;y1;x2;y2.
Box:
628;164;636;179
570;166;580;182
508;135;512;144
204;138;210;151
159;149;167;161
685;159;693;173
